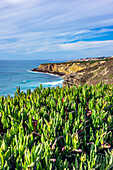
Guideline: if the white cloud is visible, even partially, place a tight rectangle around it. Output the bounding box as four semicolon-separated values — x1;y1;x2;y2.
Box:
5;0;27;4
59;40;113;51
0;0;113;59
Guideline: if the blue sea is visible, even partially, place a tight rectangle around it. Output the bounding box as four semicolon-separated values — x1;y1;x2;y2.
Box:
0;60;64;96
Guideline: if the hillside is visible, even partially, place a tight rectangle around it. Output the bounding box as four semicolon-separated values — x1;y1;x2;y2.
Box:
31;58;113;87
63;58;113;87
31;60;107;76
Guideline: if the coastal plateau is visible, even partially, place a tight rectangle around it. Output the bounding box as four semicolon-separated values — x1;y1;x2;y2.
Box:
31;58;113;87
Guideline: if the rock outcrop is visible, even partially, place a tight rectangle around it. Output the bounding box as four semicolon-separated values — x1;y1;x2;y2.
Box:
31;59;113;87
31;62;86;76
32;60;105;76
63;58;113;87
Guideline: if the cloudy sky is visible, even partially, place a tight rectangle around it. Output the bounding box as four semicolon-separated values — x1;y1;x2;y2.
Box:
0;0;113;60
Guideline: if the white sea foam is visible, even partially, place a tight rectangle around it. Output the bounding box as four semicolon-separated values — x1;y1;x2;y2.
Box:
27;70;63;86
27;70;61;77
42;80;63;85
21;80;30;83
44;72;60;77
27;70;39;74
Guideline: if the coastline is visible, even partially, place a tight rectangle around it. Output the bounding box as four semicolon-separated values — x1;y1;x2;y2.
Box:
29;69;65;76
28;69;64;87
31;58;113;87
27;70;62;77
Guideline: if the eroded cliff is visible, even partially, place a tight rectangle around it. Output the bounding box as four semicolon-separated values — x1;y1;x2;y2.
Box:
31;59;113;86
63;58;113;87
32;60;105;76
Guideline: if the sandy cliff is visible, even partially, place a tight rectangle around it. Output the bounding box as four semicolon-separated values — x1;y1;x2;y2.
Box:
32;61;104;76
31;59;113;86
63;58;113;87
32;62;85;76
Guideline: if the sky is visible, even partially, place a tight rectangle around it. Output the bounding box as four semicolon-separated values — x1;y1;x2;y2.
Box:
0;0;113;60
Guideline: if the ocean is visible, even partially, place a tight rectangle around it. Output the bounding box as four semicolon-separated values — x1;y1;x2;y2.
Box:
0;60;64;96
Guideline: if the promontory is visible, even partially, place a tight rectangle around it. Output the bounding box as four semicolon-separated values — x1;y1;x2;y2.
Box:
31;57;113;87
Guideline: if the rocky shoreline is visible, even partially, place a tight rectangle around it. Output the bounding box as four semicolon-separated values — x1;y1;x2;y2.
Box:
31;68;65;76
31;58;113;87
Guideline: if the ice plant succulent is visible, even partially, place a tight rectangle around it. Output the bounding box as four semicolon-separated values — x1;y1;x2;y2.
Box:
0;82;113;169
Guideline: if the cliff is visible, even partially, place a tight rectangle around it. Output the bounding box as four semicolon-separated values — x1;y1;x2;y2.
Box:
63;58;113;87
31;59;113;86
32;60;105;76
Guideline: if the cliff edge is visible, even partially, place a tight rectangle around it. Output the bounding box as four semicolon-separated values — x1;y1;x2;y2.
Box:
63;58;113;87
31;59;113;86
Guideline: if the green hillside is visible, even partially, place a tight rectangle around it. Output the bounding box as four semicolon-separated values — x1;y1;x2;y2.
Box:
0;83;113;169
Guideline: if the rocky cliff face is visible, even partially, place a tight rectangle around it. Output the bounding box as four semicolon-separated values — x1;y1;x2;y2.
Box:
31;59;113;86
32;61;104;76
63;58;113;87
32;62;86;76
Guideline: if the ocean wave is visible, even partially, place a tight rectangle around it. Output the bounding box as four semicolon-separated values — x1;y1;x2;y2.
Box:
44;73;60;77
42;80;63;86
27;70;60;77
21;80;30;83
27;70;39;74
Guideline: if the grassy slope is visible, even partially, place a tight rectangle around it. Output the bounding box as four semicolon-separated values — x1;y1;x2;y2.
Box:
41;58;109;65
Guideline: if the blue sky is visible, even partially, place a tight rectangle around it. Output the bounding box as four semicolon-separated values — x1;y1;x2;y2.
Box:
0;0;113;60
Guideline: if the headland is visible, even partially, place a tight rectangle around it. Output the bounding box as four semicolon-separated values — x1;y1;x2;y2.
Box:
31;56;113;87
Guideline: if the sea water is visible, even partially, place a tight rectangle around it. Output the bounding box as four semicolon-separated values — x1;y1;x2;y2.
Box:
0;60;64;96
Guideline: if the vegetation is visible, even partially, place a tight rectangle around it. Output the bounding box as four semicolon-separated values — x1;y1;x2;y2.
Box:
0;83;113;169
41;58;109;65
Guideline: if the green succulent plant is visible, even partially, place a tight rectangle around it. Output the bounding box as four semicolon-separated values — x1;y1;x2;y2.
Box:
0;83;113;169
